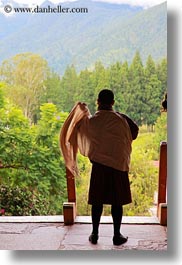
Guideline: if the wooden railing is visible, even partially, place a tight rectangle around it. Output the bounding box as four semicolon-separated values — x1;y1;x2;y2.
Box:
63;141;167;226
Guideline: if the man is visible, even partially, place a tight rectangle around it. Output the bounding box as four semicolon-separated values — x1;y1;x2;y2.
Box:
86;89;139;245
60;89;139;246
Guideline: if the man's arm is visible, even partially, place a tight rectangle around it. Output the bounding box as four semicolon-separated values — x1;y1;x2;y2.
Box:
120;113;139;140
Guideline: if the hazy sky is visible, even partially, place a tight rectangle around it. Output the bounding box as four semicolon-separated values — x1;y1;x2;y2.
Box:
4;0;166;9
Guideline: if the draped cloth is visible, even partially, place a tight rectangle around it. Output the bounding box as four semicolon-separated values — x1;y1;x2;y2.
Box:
59;102;91;176
60;102;133;176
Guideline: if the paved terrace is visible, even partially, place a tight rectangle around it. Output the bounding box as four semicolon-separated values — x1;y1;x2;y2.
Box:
0;216;167;250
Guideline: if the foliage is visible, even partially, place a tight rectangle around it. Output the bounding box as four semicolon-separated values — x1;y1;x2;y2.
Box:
76;154;92;216
125;51;146;125
0;53;49;121
50;53;166;127
0;101;68;215
153;112;167;150
0;52;167;126
0;100;166;216
124;112;167;215
0;100;165;216
0;184;49;216
42;72;63;111
0;83;5;109
143;55;162;126
124;133;158;216
0;51;167;216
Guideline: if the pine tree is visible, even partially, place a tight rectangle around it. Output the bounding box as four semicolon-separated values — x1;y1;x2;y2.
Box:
144;55;162;129
77;69;96;114
60;64;79;111
126;51;146;125
156;58;167;99
93;61;110;96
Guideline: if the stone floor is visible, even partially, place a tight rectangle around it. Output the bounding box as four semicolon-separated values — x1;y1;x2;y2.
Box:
0;222;167;251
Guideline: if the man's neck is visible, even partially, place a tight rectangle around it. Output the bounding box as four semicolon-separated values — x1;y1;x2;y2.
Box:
98;104;113;111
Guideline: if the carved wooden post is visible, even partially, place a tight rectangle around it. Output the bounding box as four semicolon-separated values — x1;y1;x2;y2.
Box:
63;167;76;225
157;141;167;225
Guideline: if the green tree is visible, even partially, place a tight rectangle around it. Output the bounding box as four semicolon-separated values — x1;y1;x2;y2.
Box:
0;83;5;109
77;69;96;114
27;103;68;212
0;102;68;215
76;154;91;216
143;55;162;128
154;112;167;150
41;72;62;111
156;58;167;98
0;104;30;185
93;61;110;96
124;133;158;216
126;51;146;125
109;62;126;112
60;64;79;112
115;61;129;113
109;62;122;93
36;103;63;145
0;53;49;122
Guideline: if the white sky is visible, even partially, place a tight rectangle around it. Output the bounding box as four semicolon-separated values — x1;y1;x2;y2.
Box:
2;0;166;9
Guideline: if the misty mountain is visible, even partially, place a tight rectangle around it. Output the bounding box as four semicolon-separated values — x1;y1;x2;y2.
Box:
0;0;167;74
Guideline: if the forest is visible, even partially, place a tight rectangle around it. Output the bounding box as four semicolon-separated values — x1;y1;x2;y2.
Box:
0;51;167;216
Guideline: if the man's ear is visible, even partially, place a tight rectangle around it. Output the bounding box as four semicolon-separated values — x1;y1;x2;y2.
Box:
111;100;115;106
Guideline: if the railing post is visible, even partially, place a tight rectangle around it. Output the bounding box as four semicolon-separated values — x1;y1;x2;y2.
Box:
66;167;76;203
63;167;76;225
157;141;167;225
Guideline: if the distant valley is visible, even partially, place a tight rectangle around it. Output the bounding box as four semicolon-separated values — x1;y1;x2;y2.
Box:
0;0;167;74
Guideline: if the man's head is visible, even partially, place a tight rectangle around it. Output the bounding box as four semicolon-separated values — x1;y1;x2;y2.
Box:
97;89;115;107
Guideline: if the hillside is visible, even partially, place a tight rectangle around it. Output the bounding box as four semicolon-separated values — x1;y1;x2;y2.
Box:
0;0;167;74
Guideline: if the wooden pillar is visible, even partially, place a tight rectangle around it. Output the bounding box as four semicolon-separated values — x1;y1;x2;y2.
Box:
63;167;76;225
158;203;167;226
157;141;167;225
66;167;76;203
